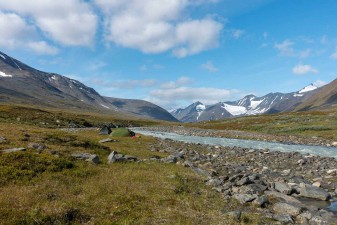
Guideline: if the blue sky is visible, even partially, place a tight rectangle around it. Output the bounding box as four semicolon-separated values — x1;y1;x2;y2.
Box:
1;0;337;110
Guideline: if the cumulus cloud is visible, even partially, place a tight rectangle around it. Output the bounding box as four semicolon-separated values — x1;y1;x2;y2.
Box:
27;41;59;55
292;64;318;75
0;12;59;55
95;0;223;57
0;0;97;46
201;60;218;72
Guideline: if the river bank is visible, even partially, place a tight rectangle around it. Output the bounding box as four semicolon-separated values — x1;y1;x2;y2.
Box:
135;127;337;224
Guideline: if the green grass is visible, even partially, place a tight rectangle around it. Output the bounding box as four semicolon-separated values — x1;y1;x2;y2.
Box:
186;110;337;141
0;120;267;224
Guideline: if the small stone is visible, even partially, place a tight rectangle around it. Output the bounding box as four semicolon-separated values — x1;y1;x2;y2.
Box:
1;148;26;153
327;169;337;175
99;138;117;143
28;143;46;151
252;195;269;207
312;181;321;187
331;141;337;147
273;214;293;223
274;182;293;195
236;177;251;186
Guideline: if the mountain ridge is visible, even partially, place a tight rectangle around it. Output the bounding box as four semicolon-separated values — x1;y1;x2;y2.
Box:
171;83;331;122
0;50;178;122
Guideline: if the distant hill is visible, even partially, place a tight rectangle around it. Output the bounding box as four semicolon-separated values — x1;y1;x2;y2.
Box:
0;51;178;122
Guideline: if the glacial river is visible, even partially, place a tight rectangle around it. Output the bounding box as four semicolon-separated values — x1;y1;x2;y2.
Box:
132;129;337;158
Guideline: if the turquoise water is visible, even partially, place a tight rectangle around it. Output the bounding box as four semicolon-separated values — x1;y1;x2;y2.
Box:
132;129;337;158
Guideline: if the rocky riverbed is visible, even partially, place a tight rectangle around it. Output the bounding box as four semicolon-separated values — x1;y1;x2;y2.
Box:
145;133;337;224
136;126;337;147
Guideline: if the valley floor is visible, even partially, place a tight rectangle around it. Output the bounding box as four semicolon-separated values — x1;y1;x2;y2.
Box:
1;107;337;224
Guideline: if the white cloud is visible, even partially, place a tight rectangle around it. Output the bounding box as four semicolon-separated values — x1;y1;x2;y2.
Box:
91;78;157;89
275;39;311;59
313;79;327;87
231;29;245;39
160;76;193;89
330;47;337;59
201;60;218;72
0;12;59;55
95;0;223;57
27;41;59;55
292;64;318;75
0;12;35;48
0;0;97;46
275;39;295;56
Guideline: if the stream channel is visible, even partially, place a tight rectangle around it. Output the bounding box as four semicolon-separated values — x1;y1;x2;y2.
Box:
132;128;337;212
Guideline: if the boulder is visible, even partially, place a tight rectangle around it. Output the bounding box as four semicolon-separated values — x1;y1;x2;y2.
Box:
1;148;26;153
233;194;257;204
274;182;293;195
299;185;331;201
71;153;100;164
265;191;302;205
107;151;137;163
272;202;303;216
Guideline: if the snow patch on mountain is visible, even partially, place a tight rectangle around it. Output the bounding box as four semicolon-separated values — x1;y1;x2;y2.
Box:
250;99;263;109
0;71;12;77
0;54;6;60
196;103;206;120
299;84;317;93
221;103;247;116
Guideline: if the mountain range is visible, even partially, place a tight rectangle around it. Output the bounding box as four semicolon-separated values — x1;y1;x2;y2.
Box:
171;80;337;122
0;51;178;122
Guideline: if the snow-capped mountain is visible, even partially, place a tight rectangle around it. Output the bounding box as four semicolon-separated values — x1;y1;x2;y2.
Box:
171;84;320;122
0;51;178;122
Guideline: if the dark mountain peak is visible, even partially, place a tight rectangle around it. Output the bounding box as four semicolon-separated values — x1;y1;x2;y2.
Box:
0;50;177;122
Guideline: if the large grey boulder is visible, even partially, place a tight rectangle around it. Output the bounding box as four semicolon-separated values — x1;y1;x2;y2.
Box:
1;148;26;153
265;191;302;205
272;202;303;217
71;153;100;164
108;151;137;163
299;184;331;201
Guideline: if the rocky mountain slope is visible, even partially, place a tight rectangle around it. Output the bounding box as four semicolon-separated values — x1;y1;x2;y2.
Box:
0;51;178;122
295;78;337;111
171;83;322;122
